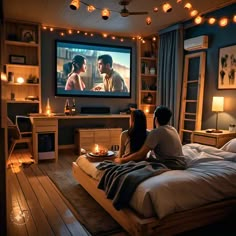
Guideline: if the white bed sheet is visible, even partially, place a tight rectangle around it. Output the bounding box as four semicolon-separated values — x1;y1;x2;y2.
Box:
75;143;236;219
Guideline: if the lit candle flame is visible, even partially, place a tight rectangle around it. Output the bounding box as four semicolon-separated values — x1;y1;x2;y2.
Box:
94;144;99;153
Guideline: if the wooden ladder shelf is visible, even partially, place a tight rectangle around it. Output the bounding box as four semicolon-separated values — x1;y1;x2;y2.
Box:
179;52;206;144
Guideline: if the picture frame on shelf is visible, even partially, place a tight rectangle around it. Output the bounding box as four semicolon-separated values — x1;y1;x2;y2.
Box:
218;44;236;89
9;55;26;65
21;29;36;43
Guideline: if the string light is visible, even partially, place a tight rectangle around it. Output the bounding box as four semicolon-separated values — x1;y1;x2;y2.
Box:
219;17;228;27
194;16;203;24
208;17;216;24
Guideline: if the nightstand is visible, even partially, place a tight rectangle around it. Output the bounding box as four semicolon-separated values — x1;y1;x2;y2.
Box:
191;130;236;148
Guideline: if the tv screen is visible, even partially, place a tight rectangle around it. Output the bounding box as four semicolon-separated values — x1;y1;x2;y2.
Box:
56;40;132;98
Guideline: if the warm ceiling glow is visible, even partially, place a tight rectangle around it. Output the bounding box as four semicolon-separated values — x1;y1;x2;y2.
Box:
60;32;65;36
50;28;54;31
184;3;192;10
68;29;72;34
162;3;172;13
152;36;157;41
103;33;108;38
190;10;198;17
194;16;203;24
77;30;80;34
219;17;228;27
120;38;124;42
208;17;216;24
176;0;182;3
101;8;110;20
146;17;152;25
87;5;95;12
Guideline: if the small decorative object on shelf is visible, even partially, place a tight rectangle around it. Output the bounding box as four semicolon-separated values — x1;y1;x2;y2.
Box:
149;67;156;75
229;124;236;132
8;72;14;83
46;98;52;116
64;99;70;115
71;98;76;115
143;93;153;104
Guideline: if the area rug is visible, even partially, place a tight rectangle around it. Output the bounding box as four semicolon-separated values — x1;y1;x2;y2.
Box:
41;165;124;236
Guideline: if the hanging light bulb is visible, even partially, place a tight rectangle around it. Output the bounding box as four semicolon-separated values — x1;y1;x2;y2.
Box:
219;17;228;27
184;3;192;10
162;3;172;13
194;16;203;24
190;10;198;17
101;8;110;20
176;0;182;3
70;0;80;10
233;15;236;23
87;5;95;12
146;17;152;25
208;17;216;24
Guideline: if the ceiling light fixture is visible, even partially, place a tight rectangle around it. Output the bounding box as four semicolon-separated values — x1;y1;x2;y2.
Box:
101;8;110;20
70;0;80;10
233;15;236;23
184;3;192;10
162;3;172;13
87;5;95;12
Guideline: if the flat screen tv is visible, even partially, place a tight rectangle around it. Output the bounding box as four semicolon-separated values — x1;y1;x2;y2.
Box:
56;40;132;98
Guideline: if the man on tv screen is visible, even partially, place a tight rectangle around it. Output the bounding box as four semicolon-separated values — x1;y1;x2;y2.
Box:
93;54;128;92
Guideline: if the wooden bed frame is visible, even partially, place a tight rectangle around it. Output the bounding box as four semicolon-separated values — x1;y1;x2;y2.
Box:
72;162;236;235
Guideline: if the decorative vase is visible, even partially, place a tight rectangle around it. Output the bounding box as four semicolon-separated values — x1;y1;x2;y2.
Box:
143;93;153;104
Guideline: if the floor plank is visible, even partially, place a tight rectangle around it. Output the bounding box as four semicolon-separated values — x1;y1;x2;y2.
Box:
7;149;91;236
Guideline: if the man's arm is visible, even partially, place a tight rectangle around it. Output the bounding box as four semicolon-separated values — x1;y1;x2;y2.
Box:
114;145;150;164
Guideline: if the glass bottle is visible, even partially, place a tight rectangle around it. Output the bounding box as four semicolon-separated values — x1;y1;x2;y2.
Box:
64;99;70;115
71;98;76;115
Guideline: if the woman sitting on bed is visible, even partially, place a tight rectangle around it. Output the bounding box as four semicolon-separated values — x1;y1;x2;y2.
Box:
115;106;186;170
118;109;149;157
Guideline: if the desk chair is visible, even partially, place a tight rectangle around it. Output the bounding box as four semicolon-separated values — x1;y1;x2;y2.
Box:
7;116;33;166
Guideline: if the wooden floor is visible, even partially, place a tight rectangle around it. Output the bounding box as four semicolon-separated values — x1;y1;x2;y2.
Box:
6;149;92;236
6;149;235;236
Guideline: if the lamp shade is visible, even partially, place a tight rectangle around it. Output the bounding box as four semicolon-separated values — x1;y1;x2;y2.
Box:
212;96;224;112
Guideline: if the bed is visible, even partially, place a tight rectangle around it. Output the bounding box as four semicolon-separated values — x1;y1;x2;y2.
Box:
72;141;236;235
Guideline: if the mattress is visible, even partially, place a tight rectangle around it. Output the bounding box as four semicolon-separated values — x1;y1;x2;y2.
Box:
75;143;236;219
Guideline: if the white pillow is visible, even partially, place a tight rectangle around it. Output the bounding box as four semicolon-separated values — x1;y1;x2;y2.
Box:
220;138;236;153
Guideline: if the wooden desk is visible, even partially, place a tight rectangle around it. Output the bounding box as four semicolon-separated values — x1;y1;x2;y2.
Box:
30;114;130;156
191;130;236;148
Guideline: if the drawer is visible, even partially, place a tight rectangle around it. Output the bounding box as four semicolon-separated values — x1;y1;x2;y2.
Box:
193;135;216;146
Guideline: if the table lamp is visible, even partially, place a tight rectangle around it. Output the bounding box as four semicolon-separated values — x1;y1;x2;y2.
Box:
212;96;224;133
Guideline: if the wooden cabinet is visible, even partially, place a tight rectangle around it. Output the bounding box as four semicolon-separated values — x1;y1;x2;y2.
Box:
192;130;236;148
137;37;158;129
3;20;41;113
31;118;58;163
75;128;122;155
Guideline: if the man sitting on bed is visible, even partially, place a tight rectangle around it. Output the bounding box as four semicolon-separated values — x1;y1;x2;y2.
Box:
114;105;186;170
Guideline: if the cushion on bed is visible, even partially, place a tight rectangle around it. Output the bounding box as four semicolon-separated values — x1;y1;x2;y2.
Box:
220;138;236;153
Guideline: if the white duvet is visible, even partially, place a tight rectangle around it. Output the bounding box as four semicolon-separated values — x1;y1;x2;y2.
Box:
75;143;236;219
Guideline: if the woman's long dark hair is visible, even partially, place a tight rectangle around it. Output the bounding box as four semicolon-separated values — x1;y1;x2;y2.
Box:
128;110;147;153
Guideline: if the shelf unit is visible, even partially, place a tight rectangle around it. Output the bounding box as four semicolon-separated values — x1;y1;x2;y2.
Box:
3;19;41;113
137;38;158;129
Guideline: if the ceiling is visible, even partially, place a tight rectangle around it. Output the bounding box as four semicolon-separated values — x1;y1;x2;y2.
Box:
3;0;235;37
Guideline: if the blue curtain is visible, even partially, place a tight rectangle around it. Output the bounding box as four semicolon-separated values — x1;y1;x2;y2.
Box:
157;24;184;130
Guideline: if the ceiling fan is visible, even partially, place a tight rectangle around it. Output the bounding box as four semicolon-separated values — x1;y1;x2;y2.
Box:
119;0;148;17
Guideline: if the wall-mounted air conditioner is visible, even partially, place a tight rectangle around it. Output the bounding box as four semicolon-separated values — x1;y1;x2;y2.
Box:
184;35;208;51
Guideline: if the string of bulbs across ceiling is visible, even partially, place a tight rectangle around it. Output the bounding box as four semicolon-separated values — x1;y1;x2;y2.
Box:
41;0;236;42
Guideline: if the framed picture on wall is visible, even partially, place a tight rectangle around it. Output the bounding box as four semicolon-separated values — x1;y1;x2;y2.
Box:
218;44;236;89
